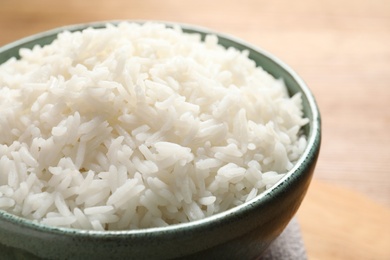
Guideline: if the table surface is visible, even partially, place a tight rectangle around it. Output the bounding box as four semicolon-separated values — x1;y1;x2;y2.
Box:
1;0;390;259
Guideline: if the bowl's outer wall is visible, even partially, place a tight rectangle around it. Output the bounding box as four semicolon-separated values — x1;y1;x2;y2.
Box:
0;22;321;260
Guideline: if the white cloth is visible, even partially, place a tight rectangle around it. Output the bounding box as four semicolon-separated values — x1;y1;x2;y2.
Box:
260;218;307;260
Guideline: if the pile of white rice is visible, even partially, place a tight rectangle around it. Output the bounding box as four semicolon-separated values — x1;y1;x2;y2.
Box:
0;22;308;230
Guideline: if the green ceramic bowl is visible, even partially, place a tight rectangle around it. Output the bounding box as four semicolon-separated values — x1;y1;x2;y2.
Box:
0;21;321;260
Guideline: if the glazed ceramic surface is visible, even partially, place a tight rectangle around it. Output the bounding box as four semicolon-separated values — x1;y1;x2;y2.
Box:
0;21;321;260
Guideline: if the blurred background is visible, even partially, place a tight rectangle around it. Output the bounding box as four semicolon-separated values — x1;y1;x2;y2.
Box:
1;0;389;259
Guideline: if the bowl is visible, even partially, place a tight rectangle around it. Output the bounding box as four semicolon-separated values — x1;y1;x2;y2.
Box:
0;21;321;260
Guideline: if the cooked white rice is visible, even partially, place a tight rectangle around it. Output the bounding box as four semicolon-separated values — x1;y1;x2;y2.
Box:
0;22;308;230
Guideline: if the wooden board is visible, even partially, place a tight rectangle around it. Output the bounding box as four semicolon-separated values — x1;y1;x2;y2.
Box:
297;180;390;260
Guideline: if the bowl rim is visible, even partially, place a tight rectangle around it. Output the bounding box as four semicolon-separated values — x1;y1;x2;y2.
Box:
0;20;321;238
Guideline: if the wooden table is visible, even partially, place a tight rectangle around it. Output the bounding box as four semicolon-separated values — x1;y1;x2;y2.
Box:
1;0;390;259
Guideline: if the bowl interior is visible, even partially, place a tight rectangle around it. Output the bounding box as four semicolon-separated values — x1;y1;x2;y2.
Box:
0;21;321;237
